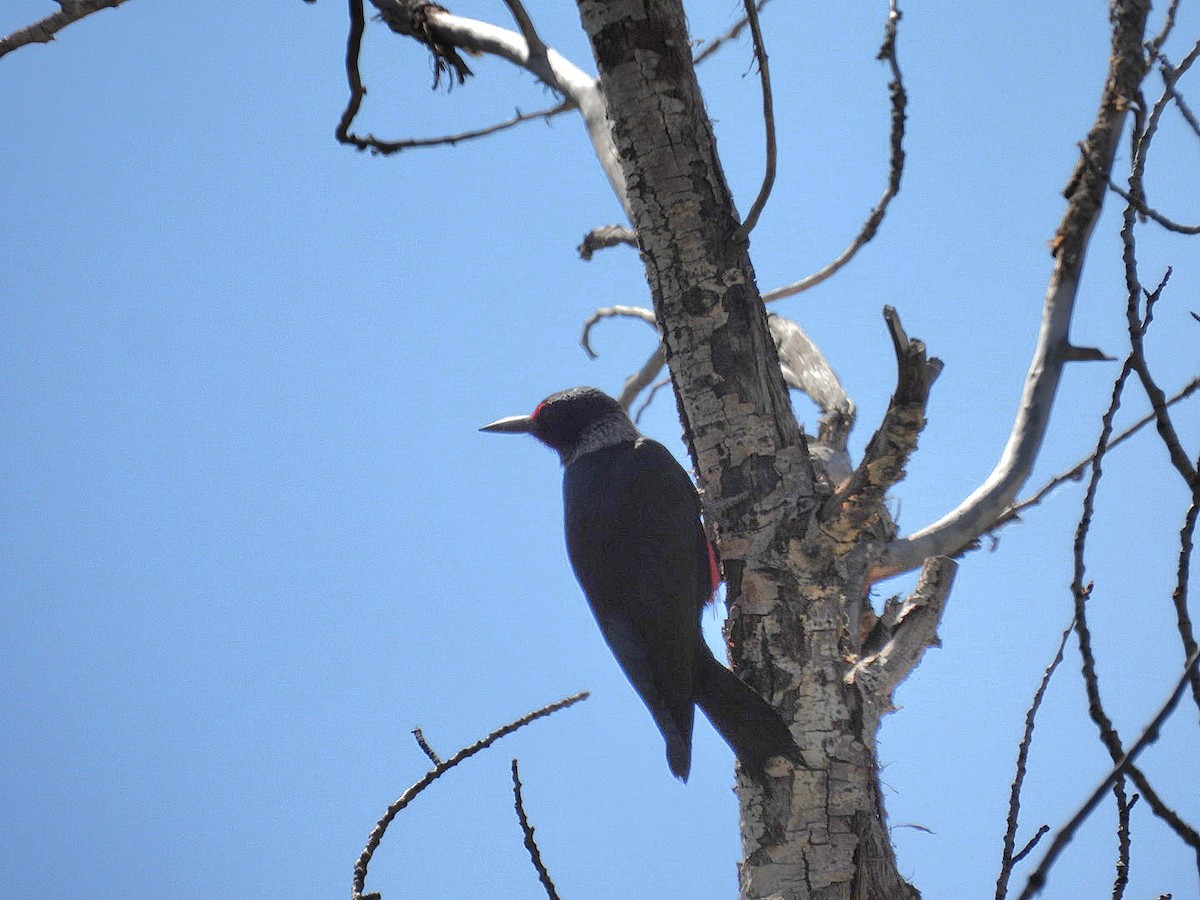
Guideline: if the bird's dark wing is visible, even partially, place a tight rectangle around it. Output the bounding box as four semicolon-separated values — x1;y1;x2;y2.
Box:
563;438;705;780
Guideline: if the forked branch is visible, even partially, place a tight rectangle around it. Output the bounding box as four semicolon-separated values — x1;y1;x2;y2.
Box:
846;555;957;714
352;691;588;900
354;0;628;213
1016;649;1200;900
872;0;1153;581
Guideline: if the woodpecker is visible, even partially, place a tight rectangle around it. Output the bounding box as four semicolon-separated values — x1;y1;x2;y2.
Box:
481;386;800;781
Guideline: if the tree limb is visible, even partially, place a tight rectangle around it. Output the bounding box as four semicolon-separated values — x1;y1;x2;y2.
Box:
731;0;776;241
511;759;561;900
0;0;129;60
1016;649;1200;900
845;555;957;713
366;0;629;215
989;377;1200;534
577;224;637;260
351;691;588;900
768;314;856;453
692;0;773;65
995;619;1073;900
873;0;1152;582
760;0;906;302
825;306;940;538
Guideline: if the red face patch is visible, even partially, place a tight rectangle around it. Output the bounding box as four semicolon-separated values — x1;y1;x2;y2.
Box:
531;401;546;420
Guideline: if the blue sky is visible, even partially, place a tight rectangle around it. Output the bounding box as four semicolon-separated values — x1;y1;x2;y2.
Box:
3;1;1198;898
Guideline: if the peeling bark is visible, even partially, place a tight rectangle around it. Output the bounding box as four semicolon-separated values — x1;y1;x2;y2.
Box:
576;2;915;897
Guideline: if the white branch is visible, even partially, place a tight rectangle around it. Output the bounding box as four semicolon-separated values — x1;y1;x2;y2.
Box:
871;5;1148;581
371;1;628;217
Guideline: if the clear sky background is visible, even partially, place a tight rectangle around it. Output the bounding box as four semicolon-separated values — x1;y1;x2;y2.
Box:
3;2;1198;899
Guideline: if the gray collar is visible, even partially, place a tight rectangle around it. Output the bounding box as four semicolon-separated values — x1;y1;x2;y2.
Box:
563;414;640;465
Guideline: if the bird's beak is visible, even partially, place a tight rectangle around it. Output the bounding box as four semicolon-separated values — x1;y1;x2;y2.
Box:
479;414;535;434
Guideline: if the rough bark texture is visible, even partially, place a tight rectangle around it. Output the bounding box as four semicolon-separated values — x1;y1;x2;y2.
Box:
576;2;917;897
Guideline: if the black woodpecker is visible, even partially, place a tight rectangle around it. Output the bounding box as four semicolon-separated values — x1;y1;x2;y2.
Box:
481;386;800;781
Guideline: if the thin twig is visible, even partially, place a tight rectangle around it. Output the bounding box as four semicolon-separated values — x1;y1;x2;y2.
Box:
1016;649;1200;899
618;345;668;411
336;0;368;146
732;0;777;241
1106;179;1200;234
511;759;561;900
1171;474;1200;715
995;619;1073;900
634;376;673;423
692;0;773;65
761;0;906;302
1162;67;1200;140
1121;76;1200;488
1113;786;1135;900
1081;201;1200;857
341;100;574;155
0;0;129;60
1011;826;1050;867
991;378;1200;532
411;727;441;765
351;691;589;900
579;305;658;359
1146;0;1181;58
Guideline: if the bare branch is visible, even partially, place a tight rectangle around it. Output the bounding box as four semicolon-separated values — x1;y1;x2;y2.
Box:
577;224;637;260
633;375;672;423
1172;482;1200;715
1067;334;1200;863
1146;0;1181;58
410;727;441;765
874;0;1152;581
1015;648;1200;900
1172;87;1200;139
337;0;369;146
995;619;1073;900
732;0;777;241
761;0;906;303
511;759;560;900
618;345;667;411
1161;63;1200;140
1011;826;1050;868
366;0;629;214
827;306;940;537
579;305;658;359
1113;788;1135;900
768;314;856;449
1106;178;1200;233
692;0;772;65
1120;73;1200;489
846;555;957;706
0;0;129;60
989;377;1200;533
501;0;546;60
342;100;573;155
351;691;589;900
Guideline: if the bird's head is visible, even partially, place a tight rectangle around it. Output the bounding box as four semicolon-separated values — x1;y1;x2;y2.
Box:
480;387;635;463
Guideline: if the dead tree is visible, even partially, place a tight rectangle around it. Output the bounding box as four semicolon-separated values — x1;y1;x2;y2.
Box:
7;1;1196;897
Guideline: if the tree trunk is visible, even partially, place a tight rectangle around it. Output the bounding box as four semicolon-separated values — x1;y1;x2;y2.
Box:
576;2;918;897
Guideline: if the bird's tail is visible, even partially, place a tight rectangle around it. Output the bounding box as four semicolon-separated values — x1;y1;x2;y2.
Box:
694;650;802;775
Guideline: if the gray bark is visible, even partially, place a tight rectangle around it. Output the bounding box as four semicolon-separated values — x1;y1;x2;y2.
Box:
575;3;915;896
